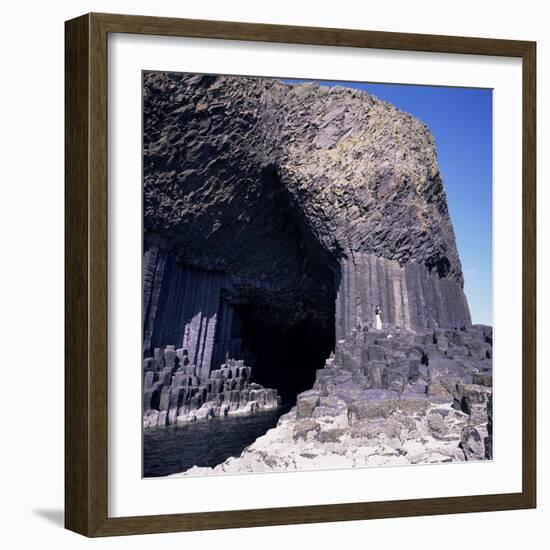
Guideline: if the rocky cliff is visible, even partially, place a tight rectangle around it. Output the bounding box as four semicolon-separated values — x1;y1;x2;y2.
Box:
144;72;470;356
143;73;476;434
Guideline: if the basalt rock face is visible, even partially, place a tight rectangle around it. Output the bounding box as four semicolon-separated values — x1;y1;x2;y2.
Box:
143;73;472;428
143;346;280;428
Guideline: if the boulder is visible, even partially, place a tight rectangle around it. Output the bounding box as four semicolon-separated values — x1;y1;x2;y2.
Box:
296;390;321;419
435;335;449;353
456;383;492;422
366;361;385;389
317;428;346;443
461;424;491;461
426;409;464;441
473;372;493;387
143;371;156;389
364;345;386;361
427;382;453;403
410;380;428;394
446;345;469;359
143;409;159;428
143;357;158;372
164;345;177;371
347;389;399;423
153;348;165;369
468;340;492;360
407;348;423;361
334;382;365;404
428;356;472;392
398;392;430;416
350;417;403;440
293;419;321;440
313;395;347;418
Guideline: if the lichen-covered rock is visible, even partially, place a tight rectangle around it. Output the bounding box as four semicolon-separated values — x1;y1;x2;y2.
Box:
296;390;321;419
347;390;399;422
398;392;430;416
427;382;453;403
293;418;321;441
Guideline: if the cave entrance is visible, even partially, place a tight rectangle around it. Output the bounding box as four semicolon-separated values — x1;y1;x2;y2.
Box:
218;166;339;406
235;304;335;405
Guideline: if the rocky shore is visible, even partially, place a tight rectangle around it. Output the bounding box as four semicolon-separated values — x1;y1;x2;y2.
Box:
171;324;492;476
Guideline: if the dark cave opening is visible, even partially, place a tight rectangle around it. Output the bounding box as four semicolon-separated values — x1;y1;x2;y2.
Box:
214;166;340;406
235;304;335;405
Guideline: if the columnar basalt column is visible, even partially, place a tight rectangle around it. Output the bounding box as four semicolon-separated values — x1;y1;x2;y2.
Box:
143;246;235;378
335;253;471;339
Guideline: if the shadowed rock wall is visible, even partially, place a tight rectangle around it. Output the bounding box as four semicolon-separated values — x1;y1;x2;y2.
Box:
143;244;231;377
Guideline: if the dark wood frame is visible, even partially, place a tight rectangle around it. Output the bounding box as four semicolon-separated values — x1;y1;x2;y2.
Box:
65;12;537;537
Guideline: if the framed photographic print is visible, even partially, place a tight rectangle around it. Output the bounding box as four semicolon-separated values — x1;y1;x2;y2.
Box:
65;13;536;536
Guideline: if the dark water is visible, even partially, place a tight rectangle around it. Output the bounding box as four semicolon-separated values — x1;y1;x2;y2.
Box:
143;405;291;477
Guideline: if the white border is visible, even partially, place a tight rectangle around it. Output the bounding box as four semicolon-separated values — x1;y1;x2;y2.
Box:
108;33;523;518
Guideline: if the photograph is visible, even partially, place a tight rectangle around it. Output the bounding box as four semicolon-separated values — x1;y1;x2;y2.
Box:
141;72;494;478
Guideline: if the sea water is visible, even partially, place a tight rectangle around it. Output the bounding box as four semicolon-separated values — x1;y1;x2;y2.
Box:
143;405;291;477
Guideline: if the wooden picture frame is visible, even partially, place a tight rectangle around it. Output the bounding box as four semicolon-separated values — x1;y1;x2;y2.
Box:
65;12;536;537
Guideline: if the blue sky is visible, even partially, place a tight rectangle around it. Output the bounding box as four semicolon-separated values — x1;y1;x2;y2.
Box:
283;78;493;325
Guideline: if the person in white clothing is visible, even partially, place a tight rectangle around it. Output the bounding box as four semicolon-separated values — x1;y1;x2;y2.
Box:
375;305;382;330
